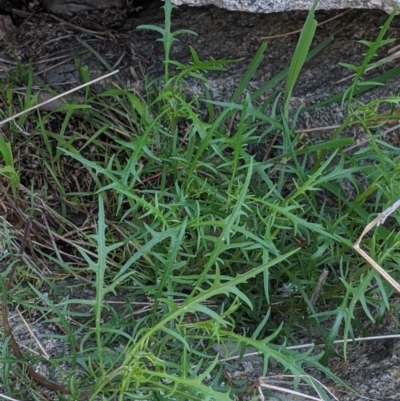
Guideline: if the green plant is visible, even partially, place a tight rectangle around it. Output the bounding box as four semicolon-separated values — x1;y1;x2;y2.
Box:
1;0;400;400
0;137;19;198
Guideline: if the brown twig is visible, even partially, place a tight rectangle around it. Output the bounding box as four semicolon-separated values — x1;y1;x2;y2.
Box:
260;9;352;40
353;200;400;294
47;13;113;39
307;268;329;313
0;69;119;127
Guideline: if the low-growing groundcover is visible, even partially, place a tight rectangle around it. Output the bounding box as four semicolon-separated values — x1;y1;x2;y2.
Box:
1;0;400;400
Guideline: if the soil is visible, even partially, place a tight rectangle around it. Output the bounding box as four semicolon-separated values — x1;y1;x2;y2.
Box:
1;2;400;400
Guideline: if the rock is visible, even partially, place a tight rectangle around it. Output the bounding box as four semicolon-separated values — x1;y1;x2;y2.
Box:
171;0;400;15
43;0;125;14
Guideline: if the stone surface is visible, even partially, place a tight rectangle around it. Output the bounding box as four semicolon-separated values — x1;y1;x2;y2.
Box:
171;0;400;14
37;0;400;15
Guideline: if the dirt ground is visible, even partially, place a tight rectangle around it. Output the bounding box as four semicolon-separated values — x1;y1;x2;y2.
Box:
1;2;400;400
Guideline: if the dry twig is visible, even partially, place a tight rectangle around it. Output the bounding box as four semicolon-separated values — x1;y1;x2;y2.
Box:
353;199;400;294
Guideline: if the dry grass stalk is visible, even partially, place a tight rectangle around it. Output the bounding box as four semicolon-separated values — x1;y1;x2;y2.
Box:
353;199;400;293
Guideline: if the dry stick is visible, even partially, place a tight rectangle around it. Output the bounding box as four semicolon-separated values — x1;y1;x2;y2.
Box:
257;374;338;401
47;13;112;38
222;333;400;363
295;109;400;136
0;70;119;128
15;306;50;360
307;268;329;313
343;120;400;153
335;49;400;85
286;333;400;351
258;384;323;401
353;199;400;294
258;380;334;401
0;394;21;401
259;9;352;40
294;118;400;154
